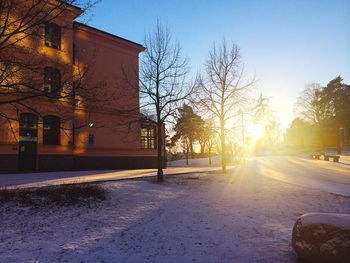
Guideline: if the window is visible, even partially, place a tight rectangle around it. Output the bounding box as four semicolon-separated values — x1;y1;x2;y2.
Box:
19;113;38;138
141;126;156;149
44;67;61;96
43;116;60;145
45;23;61;49
88;134;94;145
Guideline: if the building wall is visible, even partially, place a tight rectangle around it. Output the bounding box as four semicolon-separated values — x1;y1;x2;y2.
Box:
71;23;158;169
73;22;141;113
0;1;160;173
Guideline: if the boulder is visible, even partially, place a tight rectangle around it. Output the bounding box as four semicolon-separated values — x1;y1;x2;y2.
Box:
292;213;350;263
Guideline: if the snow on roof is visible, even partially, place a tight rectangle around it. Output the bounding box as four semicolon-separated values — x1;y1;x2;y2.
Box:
300;212;350;229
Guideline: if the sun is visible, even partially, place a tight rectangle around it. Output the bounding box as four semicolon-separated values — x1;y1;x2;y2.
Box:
248;124;265;140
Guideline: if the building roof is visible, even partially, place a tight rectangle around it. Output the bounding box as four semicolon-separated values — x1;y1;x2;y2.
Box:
73;22;145;50
63;1;82;11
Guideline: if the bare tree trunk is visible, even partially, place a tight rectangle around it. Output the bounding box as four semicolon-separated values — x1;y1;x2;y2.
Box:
186;144;189;165
157;120;163;182
200;142;205;154
220;118;226;173
189;137;194;159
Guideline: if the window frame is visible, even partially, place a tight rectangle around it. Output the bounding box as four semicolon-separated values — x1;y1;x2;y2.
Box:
45;22;61;49
44;67;61;96
141;126;157;149
43;115;61;145
88;134;94;145
19;113;38;138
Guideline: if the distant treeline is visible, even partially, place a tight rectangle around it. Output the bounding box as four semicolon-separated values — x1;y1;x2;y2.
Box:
286;76;350;152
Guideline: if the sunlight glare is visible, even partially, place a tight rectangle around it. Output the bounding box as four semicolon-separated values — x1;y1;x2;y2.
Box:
248;124;265;140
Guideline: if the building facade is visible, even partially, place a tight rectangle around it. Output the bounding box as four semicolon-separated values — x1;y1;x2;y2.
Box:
0;1;162;173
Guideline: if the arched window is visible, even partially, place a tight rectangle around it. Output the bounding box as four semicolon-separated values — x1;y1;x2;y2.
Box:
44;67;61;96
43;115;60;145
19;113;38;138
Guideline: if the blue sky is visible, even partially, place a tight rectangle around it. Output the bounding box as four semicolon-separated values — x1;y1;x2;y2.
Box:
84;0;350;129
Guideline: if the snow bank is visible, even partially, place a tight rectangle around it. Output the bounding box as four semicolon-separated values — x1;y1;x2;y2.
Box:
292;213;350;263
299;212;350;229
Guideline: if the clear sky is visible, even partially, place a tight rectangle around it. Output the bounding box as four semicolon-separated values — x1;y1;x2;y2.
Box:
84;0;350;129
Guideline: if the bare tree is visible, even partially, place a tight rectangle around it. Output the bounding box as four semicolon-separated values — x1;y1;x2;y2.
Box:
197;40;254;173
293;83;330;149
294;83;324;125
203;119;216;165
254;94;282;148
140;21;191;182
254;94;273;122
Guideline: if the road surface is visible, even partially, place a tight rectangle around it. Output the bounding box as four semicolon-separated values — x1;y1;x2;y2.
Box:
248;156;350;197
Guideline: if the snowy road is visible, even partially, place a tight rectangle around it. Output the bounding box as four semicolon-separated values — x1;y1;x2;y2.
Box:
250;156;350;197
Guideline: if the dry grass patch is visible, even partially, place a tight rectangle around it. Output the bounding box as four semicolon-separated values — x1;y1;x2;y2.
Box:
0;184;106;207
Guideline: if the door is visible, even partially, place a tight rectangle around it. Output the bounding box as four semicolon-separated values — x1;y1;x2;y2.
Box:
18;141;37;171
18;113;38;171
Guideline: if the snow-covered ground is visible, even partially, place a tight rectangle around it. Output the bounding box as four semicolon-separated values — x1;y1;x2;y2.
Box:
0;166;225;189
1;154;348;193
167;156;221;167
339;154;350;165
1;158;350;263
